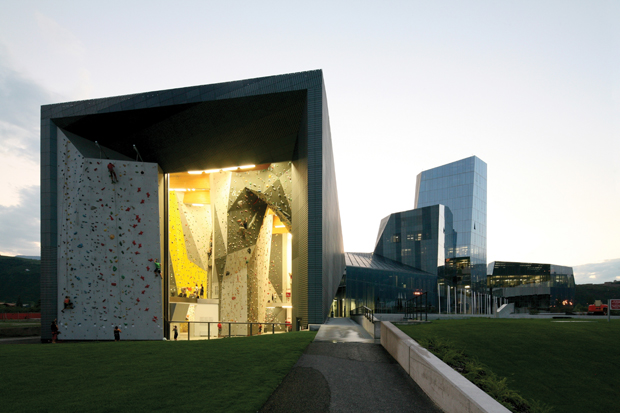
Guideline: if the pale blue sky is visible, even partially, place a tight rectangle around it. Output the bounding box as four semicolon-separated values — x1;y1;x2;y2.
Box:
0;1;618;282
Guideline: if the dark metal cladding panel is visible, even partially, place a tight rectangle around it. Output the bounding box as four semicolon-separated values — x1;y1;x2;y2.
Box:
40;118;58;341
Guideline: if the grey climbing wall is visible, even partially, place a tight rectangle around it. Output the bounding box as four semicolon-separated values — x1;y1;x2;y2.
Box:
56;131;162;340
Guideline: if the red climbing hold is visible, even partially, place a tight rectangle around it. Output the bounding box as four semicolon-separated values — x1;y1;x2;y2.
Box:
148;258;153;262
139;244;142;248
139;231;143;235
137;188;141;192
137;298;140;302
146;192;150;198
135;251;140;255
146;266;150;271
141;276;145;280
126;208;131;211
133;224;138;228
140;199;145;204
142;290;145;294
145;284;150;288
132;241;136;245
145;308;149;311
111;283;117;286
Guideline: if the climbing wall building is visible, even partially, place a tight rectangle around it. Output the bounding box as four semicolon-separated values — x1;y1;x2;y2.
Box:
41;70;345;341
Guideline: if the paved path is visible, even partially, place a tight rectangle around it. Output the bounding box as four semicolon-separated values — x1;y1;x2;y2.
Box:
260;318;442;412
312;317;376;343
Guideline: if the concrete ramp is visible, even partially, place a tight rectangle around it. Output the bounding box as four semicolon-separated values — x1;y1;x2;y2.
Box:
313;317;375;343
496;303;515;318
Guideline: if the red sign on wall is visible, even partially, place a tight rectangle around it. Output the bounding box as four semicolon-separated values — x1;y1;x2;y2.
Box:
610;299;620;310
286;292;291;298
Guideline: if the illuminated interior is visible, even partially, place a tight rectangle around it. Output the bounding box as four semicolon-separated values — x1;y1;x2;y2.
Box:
167;162;293;337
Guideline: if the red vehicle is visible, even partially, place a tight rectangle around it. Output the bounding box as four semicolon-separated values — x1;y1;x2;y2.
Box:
587;300;608;315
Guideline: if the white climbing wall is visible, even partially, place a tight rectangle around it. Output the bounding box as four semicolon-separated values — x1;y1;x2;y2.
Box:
57;131;162;340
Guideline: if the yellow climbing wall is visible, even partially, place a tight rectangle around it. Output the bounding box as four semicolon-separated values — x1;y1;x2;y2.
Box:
169;190;208;294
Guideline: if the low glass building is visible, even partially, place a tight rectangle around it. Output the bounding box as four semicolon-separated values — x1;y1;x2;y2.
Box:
335;252;436;317
487;261;575;312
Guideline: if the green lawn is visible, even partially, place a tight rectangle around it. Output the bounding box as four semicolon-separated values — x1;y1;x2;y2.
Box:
399;319;620;412
0;331;316;412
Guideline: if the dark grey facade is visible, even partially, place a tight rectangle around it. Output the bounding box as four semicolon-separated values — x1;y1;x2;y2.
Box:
415;156;487;290
487;261;575;312
41;70;345;339
374;205;454;279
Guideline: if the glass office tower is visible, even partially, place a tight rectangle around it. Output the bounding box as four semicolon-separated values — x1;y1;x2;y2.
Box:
374;205;454;279
415;156;487;291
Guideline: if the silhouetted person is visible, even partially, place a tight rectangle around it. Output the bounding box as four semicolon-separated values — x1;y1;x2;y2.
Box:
114;326;121;341
51;319;59;343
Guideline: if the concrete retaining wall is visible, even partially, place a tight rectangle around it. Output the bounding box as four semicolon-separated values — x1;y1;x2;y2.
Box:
381;321;510;413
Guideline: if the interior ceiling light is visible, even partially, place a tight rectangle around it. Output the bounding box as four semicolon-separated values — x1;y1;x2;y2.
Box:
191;164;257;174
169;188;187;191
282;305;293;308
191;204;205;206
275;225;285;228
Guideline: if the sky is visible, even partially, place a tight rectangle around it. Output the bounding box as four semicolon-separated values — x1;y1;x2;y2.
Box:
0;1;618;283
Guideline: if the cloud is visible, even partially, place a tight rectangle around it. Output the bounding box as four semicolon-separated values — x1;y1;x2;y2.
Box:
0;42;56;207
0;185;40;256
574;258;620;284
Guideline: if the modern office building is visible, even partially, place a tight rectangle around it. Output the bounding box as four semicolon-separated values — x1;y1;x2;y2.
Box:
487;261;575;312
40;70;345;341
336;252;436;317
415;156;487;291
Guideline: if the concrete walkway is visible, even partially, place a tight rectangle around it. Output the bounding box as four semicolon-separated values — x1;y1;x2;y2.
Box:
260;318;442;412
313;317;376;343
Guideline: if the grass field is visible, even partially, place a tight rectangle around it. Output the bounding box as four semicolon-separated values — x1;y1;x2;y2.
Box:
399;319;620;412
0;331;316;412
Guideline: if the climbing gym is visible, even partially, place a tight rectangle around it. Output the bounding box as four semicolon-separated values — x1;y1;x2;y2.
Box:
41;70;345;341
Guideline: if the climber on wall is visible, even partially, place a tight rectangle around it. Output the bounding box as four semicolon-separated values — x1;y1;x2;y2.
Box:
154;259;161;277
61;296;74;312
107;162;119;183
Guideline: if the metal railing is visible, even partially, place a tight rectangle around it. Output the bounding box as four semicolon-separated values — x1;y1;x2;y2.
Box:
167;321;291;340
405;292;428;321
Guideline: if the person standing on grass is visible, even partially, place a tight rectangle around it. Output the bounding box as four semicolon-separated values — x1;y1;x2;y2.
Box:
173;325;178;341
51;319;59;343
114;326;121;341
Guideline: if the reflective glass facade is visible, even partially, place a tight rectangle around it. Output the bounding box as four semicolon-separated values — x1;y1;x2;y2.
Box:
337;253;437;316
487;261;575;311
415;156;487;290
374;205;454;279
